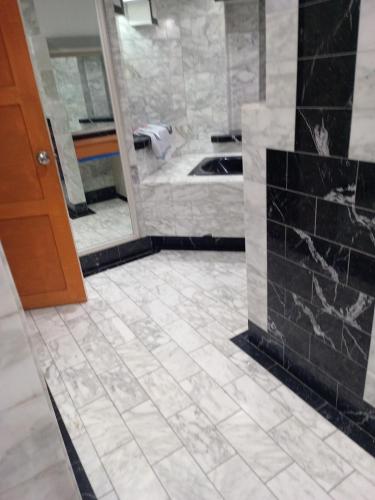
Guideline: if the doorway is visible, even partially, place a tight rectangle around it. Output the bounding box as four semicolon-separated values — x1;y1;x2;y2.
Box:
20;0;138;256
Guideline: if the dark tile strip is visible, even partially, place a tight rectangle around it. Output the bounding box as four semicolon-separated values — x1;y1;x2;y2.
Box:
48;387;97;499
80;236;245;277
232;325;375;458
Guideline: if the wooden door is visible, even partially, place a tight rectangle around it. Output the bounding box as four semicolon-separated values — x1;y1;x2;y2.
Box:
0;0;86;309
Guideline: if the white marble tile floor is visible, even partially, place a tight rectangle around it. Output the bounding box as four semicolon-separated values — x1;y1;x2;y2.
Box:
28;250;375;499
70;198;133;255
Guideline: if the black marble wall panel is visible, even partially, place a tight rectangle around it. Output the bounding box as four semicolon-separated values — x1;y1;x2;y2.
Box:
266;148;375;403
295;0;360;157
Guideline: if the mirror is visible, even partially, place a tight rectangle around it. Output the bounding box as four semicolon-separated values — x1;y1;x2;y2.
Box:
31;0;135;256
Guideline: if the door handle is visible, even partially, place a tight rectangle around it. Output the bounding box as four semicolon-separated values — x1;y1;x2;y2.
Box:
36;150;51;166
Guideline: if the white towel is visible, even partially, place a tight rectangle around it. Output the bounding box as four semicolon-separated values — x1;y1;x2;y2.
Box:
135;124;172;160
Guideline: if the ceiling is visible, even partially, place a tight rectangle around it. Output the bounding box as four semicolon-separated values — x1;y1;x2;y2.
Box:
33;0;100;39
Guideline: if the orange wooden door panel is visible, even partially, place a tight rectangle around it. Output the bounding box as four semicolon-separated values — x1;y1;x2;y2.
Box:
0;0;86;309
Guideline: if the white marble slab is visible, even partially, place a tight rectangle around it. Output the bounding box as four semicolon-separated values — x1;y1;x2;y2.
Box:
270;417;353;491
218;411;292;481
79;395;132;457
123;400;182;464
224;374;290;431
181;371;239;424
101;440;168;500
139;367;192;418
268;462;331;500
208;455;275;500
191;344;243;386
169;404;235;473
154;448;222;500
98;364;148;414
0;245;80;499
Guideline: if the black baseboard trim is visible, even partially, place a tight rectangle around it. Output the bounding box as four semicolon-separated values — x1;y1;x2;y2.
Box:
48;387;97;499
80;235;245;276
151;235;245;252
232;324;375;458
68;203;95;220
80;237;155;276
85;186;117;205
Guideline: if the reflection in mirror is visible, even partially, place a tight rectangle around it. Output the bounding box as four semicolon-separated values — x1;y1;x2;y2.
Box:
24;0;134;256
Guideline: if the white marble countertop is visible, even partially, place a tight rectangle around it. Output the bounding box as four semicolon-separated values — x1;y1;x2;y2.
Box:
0;245;80;499
141;153;243;185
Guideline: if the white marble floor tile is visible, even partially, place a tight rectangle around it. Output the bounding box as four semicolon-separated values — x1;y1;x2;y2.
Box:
172;300;214;330
116;339;160;378
224;374;290;431
57;304;88;323
270;416;353;491
111;297;148;324
31;307;65;333
54;391;85;439
73;433;113;498
197;321;240;357
119;282;156;305
99;490;119;500
191;344;242;386
82;340;121;375
101;440;168;500
46;334;85;371
330;471;375;500
218;411;292;482
61;361;105;409
162;319;207;353
79;395;132;458
267;462;331;500
139;367;192;418
271;385;336;438
324;430;375;486
94;282;127;305
154;447;222;500
230;350;281;392
152;283;185;308
67;316;105;346
99;364;148;414
82;297;117;323
128;317;171;351
123;400;182;464
169;404;235;473
153;341;201;382
96;316;135;347
181;371;239;424
209;455;276;500
139;299;179;327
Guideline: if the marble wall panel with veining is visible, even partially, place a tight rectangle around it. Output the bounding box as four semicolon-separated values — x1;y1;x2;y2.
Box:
0;245;80;499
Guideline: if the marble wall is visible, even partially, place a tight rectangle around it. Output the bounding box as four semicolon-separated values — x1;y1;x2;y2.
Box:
116;0;262;154
225;0;263;130
52;53;112;131
243;0;375;438
19;0;87;209
0;245;80;499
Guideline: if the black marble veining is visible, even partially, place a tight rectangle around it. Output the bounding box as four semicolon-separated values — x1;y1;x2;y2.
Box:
287;152;357;202
298;0;360;58
267;187;316;233
297;55;356;107
295;108;352;157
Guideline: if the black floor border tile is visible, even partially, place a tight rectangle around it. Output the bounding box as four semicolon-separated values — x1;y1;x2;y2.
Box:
80;236;246;277
151;236;245;252
231;328;375;458
48;387;97;499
